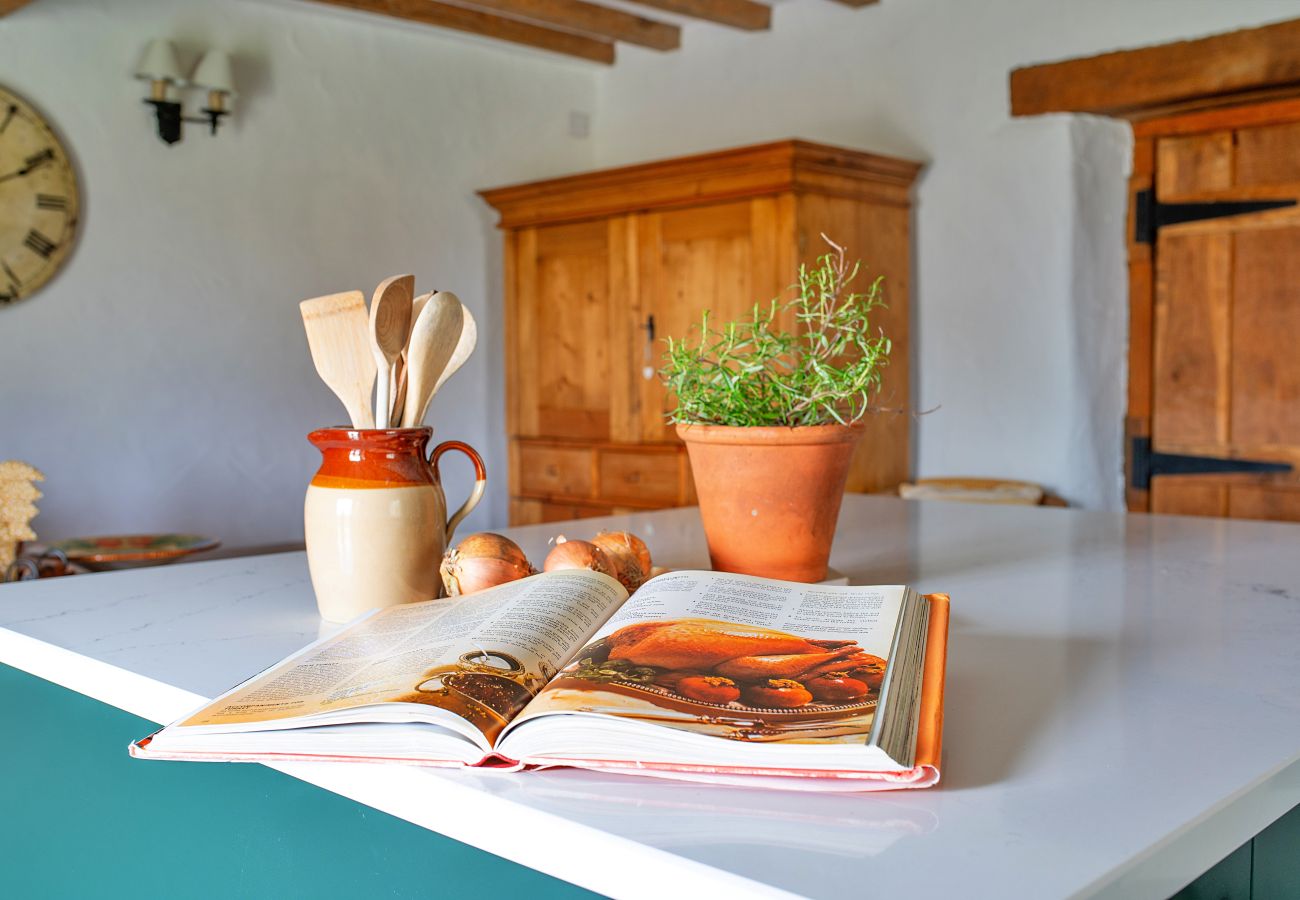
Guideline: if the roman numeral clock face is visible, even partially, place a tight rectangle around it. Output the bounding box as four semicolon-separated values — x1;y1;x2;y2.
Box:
0;86;79;307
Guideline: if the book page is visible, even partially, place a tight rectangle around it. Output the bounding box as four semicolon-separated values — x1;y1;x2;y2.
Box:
180;570;627;743
511;571;906;747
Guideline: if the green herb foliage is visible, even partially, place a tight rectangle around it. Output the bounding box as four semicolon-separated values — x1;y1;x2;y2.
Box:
662;236;891;427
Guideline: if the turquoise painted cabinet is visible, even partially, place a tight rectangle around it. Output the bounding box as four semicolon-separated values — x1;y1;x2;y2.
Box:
0;665;600;899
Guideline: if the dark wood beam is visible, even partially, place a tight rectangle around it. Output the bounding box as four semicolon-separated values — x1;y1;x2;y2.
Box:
1011;18;1300;118
0;0;39;15
623;0;769;31
308;0;615;64
825;0;879;7
455;0;679;50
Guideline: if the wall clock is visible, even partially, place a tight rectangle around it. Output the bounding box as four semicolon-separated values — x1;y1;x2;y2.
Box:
0;85;79;307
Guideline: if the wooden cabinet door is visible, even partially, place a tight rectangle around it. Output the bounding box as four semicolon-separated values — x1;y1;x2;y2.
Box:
1148;123;1300;519
634;197;792;443
508;219;632;442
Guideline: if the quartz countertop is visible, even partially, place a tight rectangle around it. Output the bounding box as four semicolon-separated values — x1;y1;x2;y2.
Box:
2;496;1299;899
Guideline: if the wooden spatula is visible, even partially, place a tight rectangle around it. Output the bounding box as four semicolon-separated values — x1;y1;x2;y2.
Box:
369;274;414;429
300;290;377;429
432;301;477;395
402;291;463;428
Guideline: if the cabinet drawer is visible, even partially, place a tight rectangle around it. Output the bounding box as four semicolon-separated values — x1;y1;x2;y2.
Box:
598;450;681;503
510;497;616;525
518;444;592;498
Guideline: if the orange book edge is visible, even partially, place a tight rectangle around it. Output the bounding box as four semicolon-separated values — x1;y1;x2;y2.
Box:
913;592;949;775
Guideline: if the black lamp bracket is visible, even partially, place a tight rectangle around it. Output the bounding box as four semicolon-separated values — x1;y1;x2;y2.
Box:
144;98;228;144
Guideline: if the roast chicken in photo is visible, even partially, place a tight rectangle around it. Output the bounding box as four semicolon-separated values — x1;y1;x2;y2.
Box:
603;619;886;691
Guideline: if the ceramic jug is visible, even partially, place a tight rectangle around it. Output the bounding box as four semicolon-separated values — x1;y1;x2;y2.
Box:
304;427;485;622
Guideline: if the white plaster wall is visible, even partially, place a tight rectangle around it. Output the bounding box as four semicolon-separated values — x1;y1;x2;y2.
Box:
592;0;1300;508
0;0;596;548
7;0;1300;554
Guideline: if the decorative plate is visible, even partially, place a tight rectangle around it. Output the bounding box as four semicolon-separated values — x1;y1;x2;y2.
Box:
49;533;221;570
555;676;878;720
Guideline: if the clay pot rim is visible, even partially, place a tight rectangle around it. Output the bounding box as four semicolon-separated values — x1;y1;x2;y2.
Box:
675;421;865;446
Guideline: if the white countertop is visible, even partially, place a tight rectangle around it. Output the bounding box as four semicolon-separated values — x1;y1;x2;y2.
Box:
2;496;1299;899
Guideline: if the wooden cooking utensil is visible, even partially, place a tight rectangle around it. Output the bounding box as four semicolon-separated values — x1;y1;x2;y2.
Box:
408;291;433;334
432;301;477;395
389;353;407;428
402;291;464;428
369;274;415;429
300;290;377;429
392;290;434;426
388;291;432;428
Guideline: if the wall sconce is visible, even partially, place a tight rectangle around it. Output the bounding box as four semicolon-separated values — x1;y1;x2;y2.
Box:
134;39;235;146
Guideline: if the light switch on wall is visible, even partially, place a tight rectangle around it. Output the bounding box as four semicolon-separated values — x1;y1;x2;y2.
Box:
568;111;590;139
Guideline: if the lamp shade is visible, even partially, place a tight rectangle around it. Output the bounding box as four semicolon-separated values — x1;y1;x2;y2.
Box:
134;39;184;83
190;50;235;95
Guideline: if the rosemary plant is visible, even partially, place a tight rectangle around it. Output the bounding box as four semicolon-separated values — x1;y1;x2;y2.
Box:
662;236;891;427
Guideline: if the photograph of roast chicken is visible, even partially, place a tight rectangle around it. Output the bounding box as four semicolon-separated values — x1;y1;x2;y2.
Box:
566;619;889;712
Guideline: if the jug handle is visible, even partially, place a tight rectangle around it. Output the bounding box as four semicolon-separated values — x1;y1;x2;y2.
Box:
429;441;487;545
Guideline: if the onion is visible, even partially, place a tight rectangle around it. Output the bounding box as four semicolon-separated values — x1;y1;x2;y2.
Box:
543;536;617;579
590;535;645;591
441;533;534;597
592;531;652;578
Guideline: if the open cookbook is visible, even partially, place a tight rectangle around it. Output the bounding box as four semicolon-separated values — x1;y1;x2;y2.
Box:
131;570;949;792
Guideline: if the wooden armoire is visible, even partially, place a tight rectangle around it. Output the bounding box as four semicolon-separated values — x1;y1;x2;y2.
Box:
480;140;921;525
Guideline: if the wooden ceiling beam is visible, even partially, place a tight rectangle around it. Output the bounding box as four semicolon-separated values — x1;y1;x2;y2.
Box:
308;0;615;64
1011;18;1300;118
623;0;769;31
0;0;40;16
825;0;879;7
454;0;679;50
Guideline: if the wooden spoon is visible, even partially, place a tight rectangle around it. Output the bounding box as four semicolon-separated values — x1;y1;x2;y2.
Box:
300;290;376;429
389;291;432;428
369;274;414;429
402;291;464;428
432;301;477;395
389;353;407;429
408;291;434;334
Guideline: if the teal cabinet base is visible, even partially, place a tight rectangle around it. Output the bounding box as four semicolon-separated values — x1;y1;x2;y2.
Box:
1166;800;1299;900
0;664;601;899
1253;801;1300;899
1170;841;1252;900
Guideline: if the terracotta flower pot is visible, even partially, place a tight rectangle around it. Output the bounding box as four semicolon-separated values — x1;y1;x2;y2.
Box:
677;422;864;583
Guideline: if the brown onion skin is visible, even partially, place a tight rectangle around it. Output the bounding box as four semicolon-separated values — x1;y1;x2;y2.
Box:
593;531;652;576
543;539;617;579
441;533;534;597
593;542;645;592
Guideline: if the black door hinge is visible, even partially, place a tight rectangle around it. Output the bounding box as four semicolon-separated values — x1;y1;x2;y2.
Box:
1134;187;1297;245
1130;436;1292;490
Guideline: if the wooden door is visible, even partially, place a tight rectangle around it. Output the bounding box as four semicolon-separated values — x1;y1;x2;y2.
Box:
1143;115;1300;519
634;197;793;443
507;219;632;443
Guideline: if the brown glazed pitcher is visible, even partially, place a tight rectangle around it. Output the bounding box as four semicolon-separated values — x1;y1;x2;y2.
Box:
304;427;486;622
